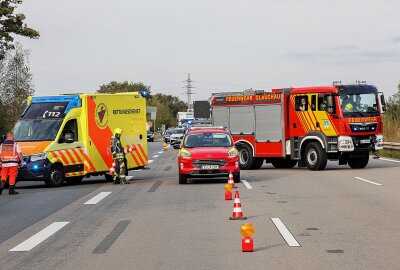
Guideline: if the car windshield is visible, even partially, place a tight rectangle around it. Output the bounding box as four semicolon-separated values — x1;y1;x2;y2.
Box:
173;129;185;134
184;132;232;148
13;119;63;142
339;93;380;117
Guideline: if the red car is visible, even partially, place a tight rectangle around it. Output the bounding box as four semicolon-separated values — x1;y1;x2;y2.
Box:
177;127;240;184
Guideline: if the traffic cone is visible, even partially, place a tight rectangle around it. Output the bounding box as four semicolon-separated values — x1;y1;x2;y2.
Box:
108;162;116;175
229;190;247;220
163;142;167;151
228;172;235;188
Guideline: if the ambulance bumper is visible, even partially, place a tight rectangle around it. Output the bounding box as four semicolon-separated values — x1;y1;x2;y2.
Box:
16;159;51;181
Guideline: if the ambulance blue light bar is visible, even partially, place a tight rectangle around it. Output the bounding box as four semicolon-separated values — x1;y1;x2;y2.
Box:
31;95;82;114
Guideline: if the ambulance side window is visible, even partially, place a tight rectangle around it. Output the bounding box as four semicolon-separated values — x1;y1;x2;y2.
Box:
59;119;78;143
295;96;308;111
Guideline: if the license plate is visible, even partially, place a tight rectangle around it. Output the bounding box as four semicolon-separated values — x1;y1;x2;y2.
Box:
360;139;370;144
201;165;219;170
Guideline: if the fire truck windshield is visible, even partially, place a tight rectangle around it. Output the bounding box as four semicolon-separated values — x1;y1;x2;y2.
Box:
339;93;380;117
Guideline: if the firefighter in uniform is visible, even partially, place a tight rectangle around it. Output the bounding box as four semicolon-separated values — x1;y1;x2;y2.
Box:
110;128;129;184
0;132;24;195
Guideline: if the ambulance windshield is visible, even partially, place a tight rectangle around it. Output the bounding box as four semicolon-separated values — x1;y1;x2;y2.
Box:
13;119;63;142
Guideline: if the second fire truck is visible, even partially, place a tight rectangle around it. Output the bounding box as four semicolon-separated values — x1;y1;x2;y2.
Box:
211;83;385;170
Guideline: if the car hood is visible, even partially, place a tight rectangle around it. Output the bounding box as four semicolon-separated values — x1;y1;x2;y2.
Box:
185;147;232;159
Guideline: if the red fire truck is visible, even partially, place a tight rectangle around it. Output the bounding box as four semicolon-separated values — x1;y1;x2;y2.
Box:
211;83;386;170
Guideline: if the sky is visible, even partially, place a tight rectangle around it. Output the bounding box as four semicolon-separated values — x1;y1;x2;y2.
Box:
17;0;400;103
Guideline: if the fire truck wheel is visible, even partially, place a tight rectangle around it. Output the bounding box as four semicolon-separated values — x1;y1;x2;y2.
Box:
303;142;327;171
348;153;369;169
179;173;187;184
238;143;255;170
45;165;65;187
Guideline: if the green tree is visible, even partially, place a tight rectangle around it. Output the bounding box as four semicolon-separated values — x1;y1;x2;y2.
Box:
385;82;400;121
97;81;150;94
0;0;40;59
0;43;34;131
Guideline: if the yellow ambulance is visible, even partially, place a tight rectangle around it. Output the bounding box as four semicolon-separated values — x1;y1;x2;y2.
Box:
12;92;148;186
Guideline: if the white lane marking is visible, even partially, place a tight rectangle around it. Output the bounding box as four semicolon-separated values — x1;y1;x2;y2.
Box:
153;155;159;158
378;157;400;164
241;180;253;189
158;151;164;154
134;169;142;172
84;192;112;205
271;218;300;247
354;177;382;186
10;222;69;252
148;160;153;164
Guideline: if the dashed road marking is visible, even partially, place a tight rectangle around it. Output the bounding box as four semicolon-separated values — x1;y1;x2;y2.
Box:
241;180;253;189
84;192;112;205
355;177;382;186
148;160;154;164
153;155;159;158
271;218;300;247
378;157;400;164
10;222;69;252
158;151;164;154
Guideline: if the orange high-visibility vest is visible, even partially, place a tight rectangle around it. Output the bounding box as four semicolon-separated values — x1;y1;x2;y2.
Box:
0;140;20;164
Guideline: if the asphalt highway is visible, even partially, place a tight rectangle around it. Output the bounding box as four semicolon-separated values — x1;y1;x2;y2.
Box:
0;141;400;269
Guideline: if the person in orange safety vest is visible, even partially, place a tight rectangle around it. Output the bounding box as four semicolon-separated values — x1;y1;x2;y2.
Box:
0;132;24;195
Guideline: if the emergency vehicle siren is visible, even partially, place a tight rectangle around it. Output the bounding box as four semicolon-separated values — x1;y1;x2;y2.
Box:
240;223;254;252
228;171;235;188
224;183;233;200
229;190;246;220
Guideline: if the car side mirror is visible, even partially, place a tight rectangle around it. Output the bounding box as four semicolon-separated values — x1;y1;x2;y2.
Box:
64;133;75;143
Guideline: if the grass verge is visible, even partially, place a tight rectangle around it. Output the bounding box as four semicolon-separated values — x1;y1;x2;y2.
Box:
377;149;400;160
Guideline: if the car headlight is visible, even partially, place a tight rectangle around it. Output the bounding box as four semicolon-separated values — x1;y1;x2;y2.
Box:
30;152;48;162
179;148;192;159
227;147;238;158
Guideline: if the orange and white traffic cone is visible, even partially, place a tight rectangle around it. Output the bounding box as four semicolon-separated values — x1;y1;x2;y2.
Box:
228;172;235;188
229;190;247;220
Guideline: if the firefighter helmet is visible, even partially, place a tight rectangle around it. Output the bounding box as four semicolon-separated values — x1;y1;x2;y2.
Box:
344;103;353;112
114;128;123;135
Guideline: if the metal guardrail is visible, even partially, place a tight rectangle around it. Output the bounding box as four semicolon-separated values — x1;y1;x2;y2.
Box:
384;142;400;150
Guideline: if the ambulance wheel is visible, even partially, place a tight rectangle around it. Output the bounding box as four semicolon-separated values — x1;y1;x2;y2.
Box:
45;165;65;187
251;158;264;169
105;174;114;182
179;173;187;184
233;172;241;183
303;142;327;171
66;176;83;185
348;152;369;169
239;144;254;170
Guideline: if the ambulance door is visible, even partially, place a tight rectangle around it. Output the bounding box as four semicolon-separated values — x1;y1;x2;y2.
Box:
57;119;85;177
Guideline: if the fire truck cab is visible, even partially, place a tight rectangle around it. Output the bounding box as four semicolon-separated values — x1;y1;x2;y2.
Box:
211;84;385;170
